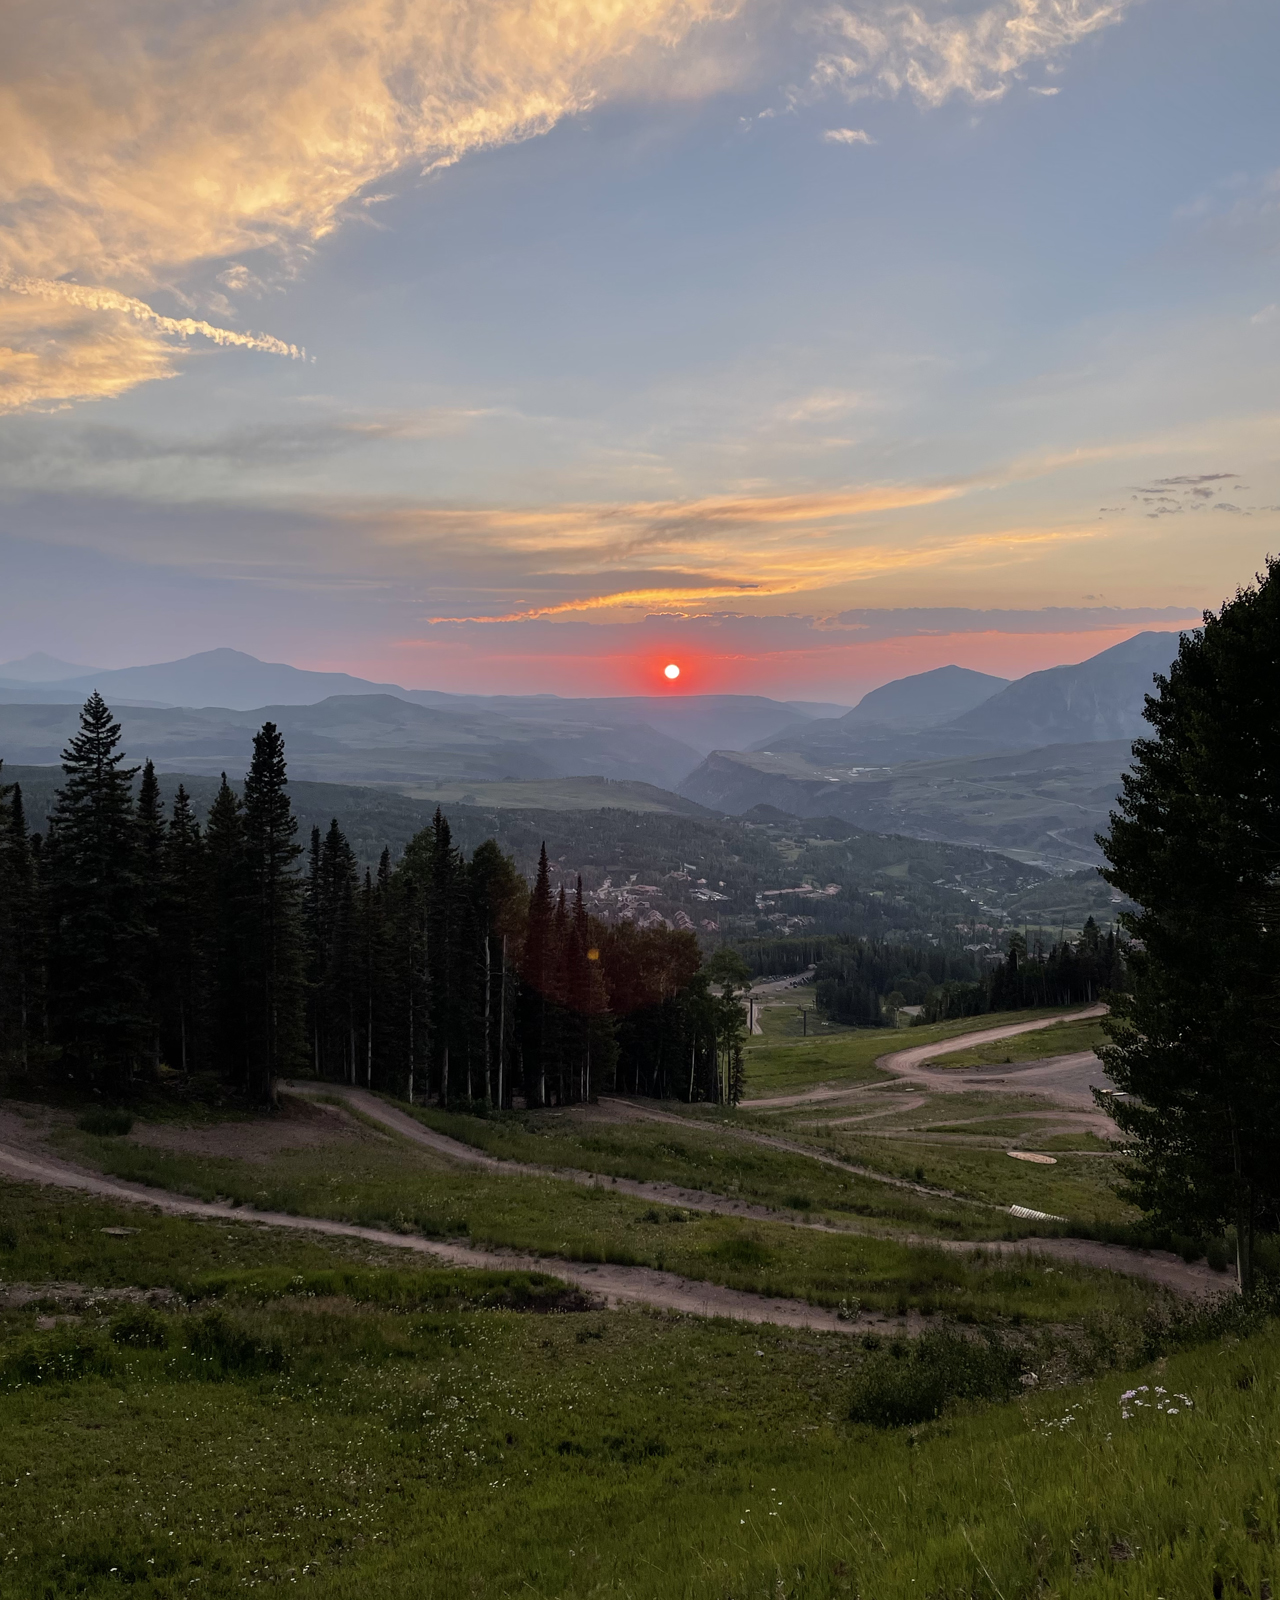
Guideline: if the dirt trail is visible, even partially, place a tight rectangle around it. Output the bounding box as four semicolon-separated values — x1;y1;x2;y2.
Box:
744;1007;1107;1110
0;1104;1233;1304
0;1138;879;1335
285;1083;830;1230
597;1093;975;1207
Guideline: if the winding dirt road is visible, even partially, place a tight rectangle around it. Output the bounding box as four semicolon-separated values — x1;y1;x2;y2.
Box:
0;1138;870;1334
744;1007;1108;1110
0;1071;1233;1309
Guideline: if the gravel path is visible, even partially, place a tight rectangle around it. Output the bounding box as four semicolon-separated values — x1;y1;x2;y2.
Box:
0;1137;877;1334
289;1087;1231;1299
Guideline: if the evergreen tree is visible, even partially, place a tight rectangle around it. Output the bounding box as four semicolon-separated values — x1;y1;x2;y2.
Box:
241;723;305;1102
204;774;250;1085
46;695;147;1090
135;760;167;1074
467;840;526;1106
0;773;42;1076
160;784;205;1078
1099;562;1280;1291
520;844;554;1108
424;810;469;1104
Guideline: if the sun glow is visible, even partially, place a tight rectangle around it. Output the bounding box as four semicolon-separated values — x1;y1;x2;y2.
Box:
663;662;680;680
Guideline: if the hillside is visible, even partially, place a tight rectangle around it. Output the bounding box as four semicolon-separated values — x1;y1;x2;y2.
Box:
2;763;1065;944
679;741;1133;870
0;648;842;759
0;694;706;789
758;632;1181;769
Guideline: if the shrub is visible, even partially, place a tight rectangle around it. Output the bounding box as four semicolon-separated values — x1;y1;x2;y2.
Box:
2;1330;114;1388
848;1327;1025;1428
706;1235;772;1268
184;1310;285;1378
110;1306;169;1349
77;1107;134;1137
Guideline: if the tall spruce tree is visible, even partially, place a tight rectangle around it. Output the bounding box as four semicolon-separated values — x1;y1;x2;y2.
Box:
468;840;526;1107
135;760;167;1074
0;771;43;1075
424;810;469;1104
46;695;147;1090
1099;561;1280;1291
241;723;305;1102
520;843;554;1108
204;773;250;1086
160;784;205;1078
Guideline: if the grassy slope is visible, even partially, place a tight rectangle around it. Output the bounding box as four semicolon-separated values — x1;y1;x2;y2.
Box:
918;1014;1107;1070
53;1134;1135;1322
741;1007;1078;1097
403;1102;980;1232
0;1183;1273;1600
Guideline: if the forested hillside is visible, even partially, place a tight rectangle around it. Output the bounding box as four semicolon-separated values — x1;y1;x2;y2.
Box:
0;697;753;1108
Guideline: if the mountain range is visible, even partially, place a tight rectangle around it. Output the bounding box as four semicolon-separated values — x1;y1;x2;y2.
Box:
0;630;1183;868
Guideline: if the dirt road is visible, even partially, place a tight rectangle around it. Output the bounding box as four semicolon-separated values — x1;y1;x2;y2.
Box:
745;1007;1108;1111
0;1137;875;1334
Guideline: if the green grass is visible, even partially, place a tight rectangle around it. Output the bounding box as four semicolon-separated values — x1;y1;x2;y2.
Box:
823;1133;1138;1224
49;1133;1145;1322
0;1181;1274;1599
402;1100;984;1233
742;1008;1081;1098
0;1179;412;1287
918;1014;1107;1070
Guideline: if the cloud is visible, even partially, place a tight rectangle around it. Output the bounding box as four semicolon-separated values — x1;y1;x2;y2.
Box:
823;126;876;143
1129;471;1254;518
0;0;740;408
810;0;1135;107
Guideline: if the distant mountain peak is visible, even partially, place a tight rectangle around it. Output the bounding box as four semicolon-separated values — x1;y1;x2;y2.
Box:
0;652;98;682
840;664;1010;732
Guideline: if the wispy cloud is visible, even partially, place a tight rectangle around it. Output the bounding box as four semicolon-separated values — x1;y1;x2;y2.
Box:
0;0;740;408
811;0;1135;107
823;126;875;143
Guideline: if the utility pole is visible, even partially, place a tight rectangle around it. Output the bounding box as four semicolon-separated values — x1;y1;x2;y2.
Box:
798;1006;808;1036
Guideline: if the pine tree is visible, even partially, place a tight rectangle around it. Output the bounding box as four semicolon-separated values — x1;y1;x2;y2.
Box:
204;774;250;1086
425;810;469;1105
135;760;167;1075
468;840;526;1107
0;771;42;1076
46;694;147;1090
241;724;305;1102
1099;561;1280;1291
520;843;554;1108
310;819;359;1081
161;785;205;1078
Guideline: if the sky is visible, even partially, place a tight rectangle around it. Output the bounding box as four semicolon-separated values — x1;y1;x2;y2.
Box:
1;0;1277;702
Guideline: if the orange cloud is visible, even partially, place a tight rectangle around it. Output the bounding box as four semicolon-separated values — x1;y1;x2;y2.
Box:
0;0;740;407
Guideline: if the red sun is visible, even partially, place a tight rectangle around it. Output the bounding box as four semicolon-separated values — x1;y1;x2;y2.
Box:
663;662;681;680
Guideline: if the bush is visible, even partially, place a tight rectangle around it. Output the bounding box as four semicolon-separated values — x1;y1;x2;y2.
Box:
184;1310;285;1378
848;1327;1025;1428
77;1107;134;1136
2;1330;114;1389
110;1306;169;1349
706;1235;772;1268
183;1265;584;1313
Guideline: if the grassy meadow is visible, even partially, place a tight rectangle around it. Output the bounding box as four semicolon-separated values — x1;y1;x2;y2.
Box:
739;1005;1081;1098
51;1128;1137;1322
0;1181;1274;1599
916;1013;1108;1070
0;1000;1258;1595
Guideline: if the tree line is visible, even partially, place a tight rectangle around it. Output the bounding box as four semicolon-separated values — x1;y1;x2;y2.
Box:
0;694;750;1107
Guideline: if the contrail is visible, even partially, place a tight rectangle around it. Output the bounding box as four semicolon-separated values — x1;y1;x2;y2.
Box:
0;275;306;360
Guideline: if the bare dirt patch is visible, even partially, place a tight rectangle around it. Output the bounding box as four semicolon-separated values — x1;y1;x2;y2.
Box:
124;1094;386;1162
